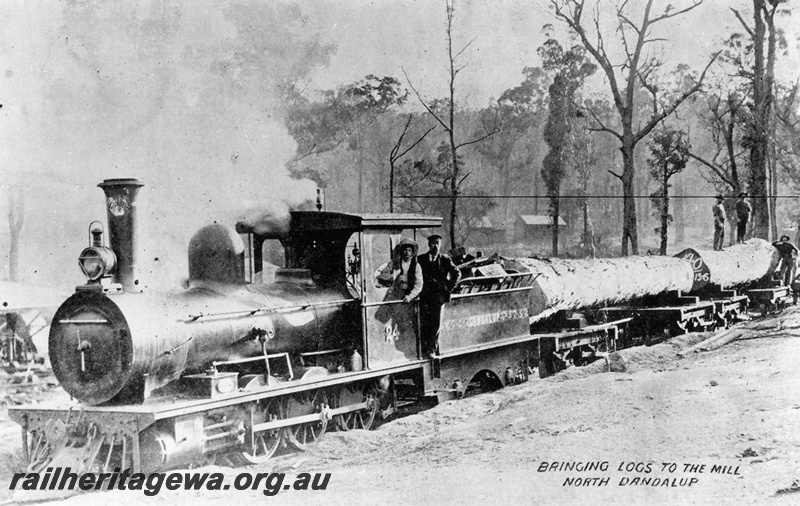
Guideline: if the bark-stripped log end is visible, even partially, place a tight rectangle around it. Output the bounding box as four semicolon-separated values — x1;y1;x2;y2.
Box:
675;239;776;293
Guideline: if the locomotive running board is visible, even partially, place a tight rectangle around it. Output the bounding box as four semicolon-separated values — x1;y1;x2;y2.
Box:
8;360;428;428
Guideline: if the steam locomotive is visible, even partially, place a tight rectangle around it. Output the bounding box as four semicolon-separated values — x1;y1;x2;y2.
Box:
8;178;780;476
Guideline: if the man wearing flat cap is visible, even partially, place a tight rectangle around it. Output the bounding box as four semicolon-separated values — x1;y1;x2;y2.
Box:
417;234;460;358
734;192;752;243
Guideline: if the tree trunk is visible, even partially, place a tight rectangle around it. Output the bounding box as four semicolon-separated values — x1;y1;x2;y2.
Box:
660;192;669;255
512;239;775;324
750;0;772;240
356;122;364;212
729;214;738;247
551;196;560;257
389;160;395;213
620;143;638;256
449;136;459;251
769;136;778;240
9;229;20;282
795;220;800;248
675;176;685;245
502;161;514;240
8;185;24;282
582;190;589;247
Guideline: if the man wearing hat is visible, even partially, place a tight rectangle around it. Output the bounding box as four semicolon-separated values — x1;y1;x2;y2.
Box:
772;235;798;288
417;234;461;358
734;192;752;243
712;195;726;251
381;238;424;303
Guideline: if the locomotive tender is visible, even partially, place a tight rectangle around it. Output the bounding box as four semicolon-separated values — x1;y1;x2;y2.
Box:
8;178;773;476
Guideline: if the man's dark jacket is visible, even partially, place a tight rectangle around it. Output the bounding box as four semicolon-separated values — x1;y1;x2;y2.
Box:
417;252;461;304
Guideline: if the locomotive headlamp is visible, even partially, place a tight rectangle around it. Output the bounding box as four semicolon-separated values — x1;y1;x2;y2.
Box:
78;222;117;282
79;246;117;281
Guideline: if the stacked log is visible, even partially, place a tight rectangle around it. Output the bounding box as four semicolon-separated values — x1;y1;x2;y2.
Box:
508;256;694;324
507;239;777;324
674;238;778;292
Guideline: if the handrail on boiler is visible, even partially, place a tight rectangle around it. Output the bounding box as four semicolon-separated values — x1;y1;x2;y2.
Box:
183;298;354;322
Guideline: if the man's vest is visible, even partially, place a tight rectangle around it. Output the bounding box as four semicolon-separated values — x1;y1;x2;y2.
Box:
397;257;418;296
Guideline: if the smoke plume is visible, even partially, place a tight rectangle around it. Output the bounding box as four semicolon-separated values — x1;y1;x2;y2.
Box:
0;1;329;290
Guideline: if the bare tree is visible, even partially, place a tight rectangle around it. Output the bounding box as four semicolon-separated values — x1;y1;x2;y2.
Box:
550;0;717;255
388;115;436;213
689;88;751;244
690;90;749;195
731;0;787;240
776;81;800;242
405;0;498;249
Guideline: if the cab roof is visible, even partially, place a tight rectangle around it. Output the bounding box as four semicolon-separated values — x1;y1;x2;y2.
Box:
237;211;441;237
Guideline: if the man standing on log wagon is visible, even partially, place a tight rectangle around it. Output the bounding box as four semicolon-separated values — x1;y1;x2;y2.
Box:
713;195;726;251
417;234;460;358
734;192;753;244
772;236;798;291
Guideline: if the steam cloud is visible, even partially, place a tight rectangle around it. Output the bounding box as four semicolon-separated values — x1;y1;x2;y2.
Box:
0;1;323;290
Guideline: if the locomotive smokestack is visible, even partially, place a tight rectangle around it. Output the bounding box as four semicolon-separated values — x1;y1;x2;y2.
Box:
98;178;144;292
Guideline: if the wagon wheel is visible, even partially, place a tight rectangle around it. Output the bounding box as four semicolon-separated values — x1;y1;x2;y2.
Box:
464;370;504;398
719;312;731;329
334;384;378;431
232;398;283;465
284;390;328;451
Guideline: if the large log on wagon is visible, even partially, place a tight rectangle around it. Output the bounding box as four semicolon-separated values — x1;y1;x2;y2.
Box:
674;238;778;292
507;256;695;324
507;238;777;324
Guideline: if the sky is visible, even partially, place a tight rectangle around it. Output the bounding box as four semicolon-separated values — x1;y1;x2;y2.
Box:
1;0;798;289
302;0;799;105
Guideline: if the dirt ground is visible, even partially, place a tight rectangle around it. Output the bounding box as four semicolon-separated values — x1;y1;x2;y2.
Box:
3;308;800;505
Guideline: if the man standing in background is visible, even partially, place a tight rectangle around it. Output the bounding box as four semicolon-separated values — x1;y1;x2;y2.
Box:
734;192;752;244
713;195;726;251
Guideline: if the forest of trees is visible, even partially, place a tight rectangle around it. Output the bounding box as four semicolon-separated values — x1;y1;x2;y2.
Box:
4;0;800;285
281;0;800;258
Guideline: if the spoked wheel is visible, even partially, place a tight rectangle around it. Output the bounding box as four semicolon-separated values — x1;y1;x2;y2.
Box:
233;398;283;465
334;384;378;431
284;390;328;451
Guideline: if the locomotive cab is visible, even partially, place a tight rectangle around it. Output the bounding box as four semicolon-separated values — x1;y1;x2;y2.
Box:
236;211;442;369
236;212;439;291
